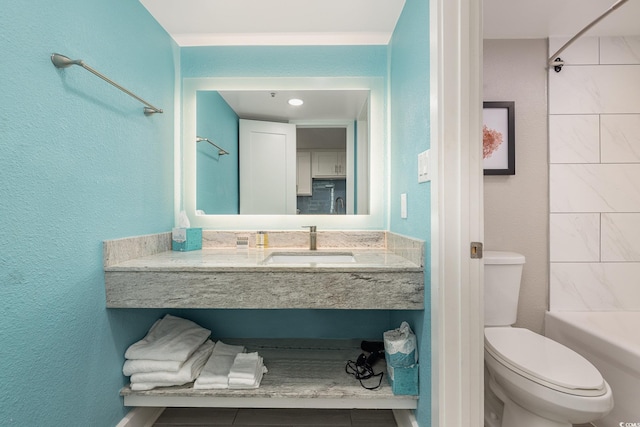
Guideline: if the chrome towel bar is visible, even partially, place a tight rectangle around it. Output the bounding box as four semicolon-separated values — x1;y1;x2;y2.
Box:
196;136;230;156
51;53;163;115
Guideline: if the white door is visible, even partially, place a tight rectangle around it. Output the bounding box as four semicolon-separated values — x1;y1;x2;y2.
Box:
239;119;297;214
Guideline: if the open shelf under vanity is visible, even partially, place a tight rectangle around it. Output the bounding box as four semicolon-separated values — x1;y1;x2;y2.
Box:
120;339;417;410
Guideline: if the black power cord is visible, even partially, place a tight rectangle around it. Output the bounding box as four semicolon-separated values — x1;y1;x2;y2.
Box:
345;344;385;390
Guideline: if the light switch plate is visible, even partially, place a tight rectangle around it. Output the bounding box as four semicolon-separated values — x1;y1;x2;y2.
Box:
401;193;407;218
418;149;430;183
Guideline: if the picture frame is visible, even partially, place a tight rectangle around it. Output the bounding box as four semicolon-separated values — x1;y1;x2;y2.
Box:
483;101;515;175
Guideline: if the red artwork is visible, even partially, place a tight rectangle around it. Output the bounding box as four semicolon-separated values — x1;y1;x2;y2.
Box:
483;125;503;159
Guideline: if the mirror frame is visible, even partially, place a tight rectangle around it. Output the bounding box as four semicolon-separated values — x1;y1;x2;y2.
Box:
180;76;386;230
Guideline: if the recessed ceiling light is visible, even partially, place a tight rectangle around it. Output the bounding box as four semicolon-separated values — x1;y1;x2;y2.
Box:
288;98;304;106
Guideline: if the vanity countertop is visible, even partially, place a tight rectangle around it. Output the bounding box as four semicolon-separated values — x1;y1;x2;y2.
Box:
105;248;422;272
103;232;424;310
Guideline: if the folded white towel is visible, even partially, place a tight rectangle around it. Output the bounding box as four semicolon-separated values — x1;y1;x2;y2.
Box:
226;352;267;389
212;341;246;356
125;314;211;362
193;354;236;388
123;358;183;376
193;341;246;389
130;382;174;391
229;365;267;389
192;380;230;390
130;340;214;385
229;352;262;380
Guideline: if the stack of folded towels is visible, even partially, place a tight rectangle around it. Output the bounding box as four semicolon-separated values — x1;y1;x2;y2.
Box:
194;341;267;389
123;314;214;391
228;352;266;389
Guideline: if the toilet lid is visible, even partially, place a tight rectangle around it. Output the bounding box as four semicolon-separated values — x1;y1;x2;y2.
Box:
485;328;605;395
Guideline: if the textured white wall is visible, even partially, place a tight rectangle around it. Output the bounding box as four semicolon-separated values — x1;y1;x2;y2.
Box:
483;39;549;333
548;36;640;311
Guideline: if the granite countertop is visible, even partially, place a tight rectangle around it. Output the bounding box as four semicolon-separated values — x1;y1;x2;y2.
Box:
105;248;422;273
103;232;424;309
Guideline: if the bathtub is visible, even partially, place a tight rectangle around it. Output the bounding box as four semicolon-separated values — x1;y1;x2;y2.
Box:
545;311;640;427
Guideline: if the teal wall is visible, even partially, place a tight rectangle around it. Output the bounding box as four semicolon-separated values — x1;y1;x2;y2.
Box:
388;0;432;424
196;92;239;214
182;46;388;78
0;2;432;424
0;1;176;425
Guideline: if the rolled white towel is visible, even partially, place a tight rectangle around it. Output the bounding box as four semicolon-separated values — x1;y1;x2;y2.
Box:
130;340;214;386
123;358;183;376
193;341;246;389
125;314;211;362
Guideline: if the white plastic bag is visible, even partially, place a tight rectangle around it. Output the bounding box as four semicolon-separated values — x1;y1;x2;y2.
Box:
383;321;418;367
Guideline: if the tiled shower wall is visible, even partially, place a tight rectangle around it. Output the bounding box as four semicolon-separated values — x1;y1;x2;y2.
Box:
549;36;640;311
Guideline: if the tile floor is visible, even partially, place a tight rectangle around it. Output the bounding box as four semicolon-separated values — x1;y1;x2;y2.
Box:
153;408;398;427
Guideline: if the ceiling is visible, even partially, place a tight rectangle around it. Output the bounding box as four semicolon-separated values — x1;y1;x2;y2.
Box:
139;0;406;46
141;0;639;46
216;89;370;122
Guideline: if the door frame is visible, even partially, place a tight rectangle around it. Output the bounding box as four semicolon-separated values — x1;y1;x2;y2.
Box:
430;0;484;425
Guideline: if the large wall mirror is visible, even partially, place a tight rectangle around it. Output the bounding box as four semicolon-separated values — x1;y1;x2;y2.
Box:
181;77;386;230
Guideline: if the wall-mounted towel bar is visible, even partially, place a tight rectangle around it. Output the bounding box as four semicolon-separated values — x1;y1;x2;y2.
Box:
548;0;629;72
196;136;230;156
50;53;163;115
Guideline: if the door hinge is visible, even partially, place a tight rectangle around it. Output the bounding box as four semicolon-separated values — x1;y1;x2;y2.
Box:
471;242;483;259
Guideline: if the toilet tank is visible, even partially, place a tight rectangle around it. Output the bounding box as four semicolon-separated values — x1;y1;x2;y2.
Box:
484;251;526;327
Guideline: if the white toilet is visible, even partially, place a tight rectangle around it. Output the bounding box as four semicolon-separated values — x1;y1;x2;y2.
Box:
483;251;613;427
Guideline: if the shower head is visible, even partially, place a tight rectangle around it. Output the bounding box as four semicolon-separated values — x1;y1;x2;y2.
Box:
325;184;335;188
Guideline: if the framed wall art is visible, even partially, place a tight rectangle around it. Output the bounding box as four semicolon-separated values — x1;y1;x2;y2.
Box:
483;101;515;175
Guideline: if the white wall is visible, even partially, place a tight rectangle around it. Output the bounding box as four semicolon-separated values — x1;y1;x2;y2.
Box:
483;39;549;333
549;36;640;311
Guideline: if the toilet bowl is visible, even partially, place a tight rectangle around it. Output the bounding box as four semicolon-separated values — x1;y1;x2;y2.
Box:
484;327;613;427
483;251;613;427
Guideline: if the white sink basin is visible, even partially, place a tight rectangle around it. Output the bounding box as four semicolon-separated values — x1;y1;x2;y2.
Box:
264;252;356;264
